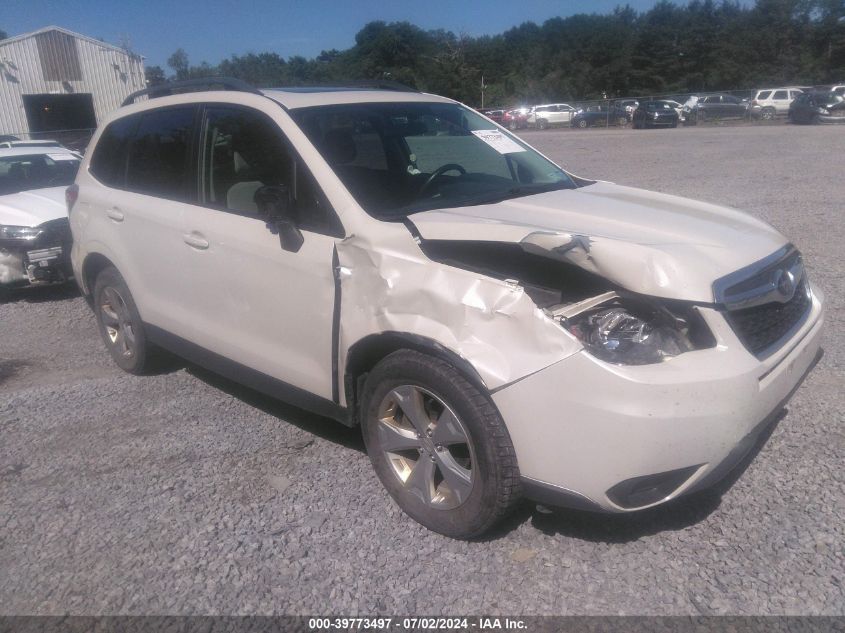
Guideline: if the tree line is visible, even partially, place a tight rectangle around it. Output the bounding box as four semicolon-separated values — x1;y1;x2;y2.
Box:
9;0;845;107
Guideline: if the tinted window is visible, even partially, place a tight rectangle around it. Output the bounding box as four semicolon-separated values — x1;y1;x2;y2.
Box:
757;91;772;100
126;107;194;199
201;106;342;235
90;115;138;187
772;90;788;100
724;95;740;104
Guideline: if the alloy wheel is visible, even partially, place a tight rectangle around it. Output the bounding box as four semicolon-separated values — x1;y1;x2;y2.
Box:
376;385;475;510
99;286;136;358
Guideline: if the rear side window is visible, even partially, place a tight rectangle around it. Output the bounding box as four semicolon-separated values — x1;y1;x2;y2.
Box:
90;115;138;187
126;107;195;200
772;90;788;100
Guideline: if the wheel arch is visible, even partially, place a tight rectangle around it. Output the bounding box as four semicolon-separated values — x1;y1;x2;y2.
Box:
80;252;118;301
344;332;490;423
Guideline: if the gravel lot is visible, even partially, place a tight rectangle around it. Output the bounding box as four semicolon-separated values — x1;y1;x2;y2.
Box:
1;124;843;616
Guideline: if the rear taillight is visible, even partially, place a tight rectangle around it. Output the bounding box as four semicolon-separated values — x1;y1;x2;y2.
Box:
65;183;79;213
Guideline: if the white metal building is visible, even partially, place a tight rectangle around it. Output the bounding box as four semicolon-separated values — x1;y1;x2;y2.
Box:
0;26;146;140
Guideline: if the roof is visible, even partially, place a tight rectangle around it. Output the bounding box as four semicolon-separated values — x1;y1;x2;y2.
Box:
260;88;453;109
0;25;143;59
0;146;80;159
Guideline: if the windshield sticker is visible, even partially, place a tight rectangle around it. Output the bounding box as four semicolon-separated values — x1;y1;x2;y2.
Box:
471;130;526;154
47;153;78;161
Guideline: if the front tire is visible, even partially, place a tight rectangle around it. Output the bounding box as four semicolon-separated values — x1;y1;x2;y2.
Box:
360;350;521;539
537;118;548;130
576;119;588;128
93;267;161;374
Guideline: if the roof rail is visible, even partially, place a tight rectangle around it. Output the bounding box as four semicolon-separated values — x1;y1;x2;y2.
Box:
340;80;419;92
122;77;263;106
271;80;419;93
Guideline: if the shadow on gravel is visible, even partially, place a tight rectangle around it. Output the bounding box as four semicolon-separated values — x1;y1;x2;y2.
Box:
166;344;821;543
0;282;80;304
185;364;365;452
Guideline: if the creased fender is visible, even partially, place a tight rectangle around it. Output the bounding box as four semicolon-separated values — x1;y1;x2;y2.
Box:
335;225;581;402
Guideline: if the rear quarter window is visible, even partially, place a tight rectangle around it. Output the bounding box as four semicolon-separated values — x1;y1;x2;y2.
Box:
89;115;138;187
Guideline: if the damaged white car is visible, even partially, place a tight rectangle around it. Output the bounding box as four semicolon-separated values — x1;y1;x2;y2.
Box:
1;147;80;289
69;81;824;538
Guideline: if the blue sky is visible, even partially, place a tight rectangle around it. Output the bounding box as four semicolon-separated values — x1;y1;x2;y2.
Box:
6;0;705;69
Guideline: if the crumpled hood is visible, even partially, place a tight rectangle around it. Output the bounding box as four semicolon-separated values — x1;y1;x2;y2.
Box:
408;181;788;302
0;187;68;227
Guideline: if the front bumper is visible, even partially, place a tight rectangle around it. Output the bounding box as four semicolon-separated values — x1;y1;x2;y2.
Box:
0;220;73;287
493;284;824;512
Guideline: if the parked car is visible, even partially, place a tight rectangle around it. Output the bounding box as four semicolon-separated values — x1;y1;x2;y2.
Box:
570;105;628;128
788;91;845;124
502;108;529;130
632;101;680;129
528;103;577;129
662;99;686;122
613;99;639;121
750;87;805;120
0;146;81;288
70;80;824;538
686;93;749;122
480;109;505;124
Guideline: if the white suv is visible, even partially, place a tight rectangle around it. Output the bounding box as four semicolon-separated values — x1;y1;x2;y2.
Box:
751;87;805;119
527;103;576;128
70;80;824;538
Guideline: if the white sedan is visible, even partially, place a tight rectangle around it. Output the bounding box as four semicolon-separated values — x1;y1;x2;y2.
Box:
0;146;81;288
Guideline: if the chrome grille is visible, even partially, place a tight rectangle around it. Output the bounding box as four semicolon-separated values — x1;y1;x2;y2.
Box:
725;277;811;358
714;246;813;358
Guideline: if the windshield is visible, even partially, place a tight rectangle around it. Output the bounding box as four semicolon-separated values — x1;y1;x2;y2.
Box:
291;102;576;219
0;153;81;195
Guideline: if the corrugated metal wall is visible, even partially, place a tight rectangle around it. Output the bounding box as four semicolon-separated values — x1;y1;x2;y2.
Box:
0;27;146;136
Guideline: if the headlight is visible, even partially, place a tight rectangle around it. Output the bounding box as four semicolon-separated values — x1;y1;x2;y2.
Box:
551;293;711;365
0;225;42;240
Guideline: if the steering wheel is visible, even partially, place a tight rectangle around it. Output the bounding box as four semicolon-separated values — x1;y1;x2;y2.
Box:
418;163;467;197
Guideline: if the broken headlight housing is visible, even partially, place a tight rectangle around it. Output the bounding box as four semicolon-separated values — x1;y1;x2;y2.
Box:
552;292;713;365
0;225;42;241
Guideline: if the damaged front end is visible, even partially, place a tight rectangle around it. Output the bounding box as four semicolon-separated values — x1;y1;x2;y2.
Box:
416;235;716;371
0;218;73;288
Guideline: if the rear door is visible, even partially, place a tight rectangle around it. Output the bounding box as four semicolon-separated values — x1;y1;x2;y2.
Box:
771;89;790;114
82;106;197;330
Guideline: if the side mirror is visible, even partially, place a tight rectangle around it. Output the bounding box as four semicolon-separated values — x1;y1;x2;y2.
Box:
254;185;304;253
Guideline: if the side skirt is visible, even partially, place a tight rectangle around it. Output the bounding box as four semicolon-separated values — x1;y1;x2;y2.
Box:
146;324;352;426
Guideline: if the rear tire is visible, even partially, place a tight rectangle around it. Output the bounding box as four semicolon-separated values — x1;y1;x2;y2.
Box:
360;350;521;539
93;267;162;375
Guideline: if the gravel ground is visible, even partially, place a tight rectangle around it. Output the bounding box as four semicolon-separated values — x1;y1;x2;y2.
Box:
1;124;843;616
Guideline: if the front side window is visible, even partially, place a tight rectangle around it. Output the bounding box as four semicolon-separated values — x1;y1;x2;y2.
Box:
292;102;575;219
200;106;342;235
0;153;81;195
125;107;195;199
757;91;772;100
